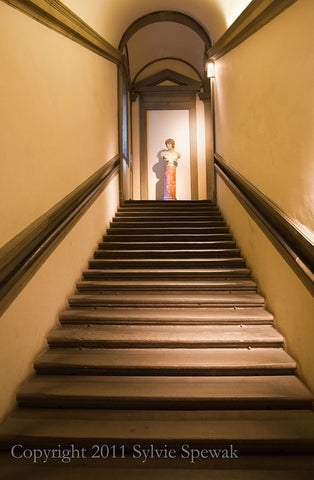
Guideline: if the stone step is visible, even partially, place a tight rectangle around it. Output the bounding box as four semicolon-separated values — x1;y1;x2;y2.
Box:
118;203;218;209
83;268;251;280
98;241;237;250
17;375;312;410
68;292;264;308
93;249;241;259
107;227;229;235
76;279;257;293
88;258;246;269
59;307;274;325
34;348;296;376
0;409;313;454
113;215;223;222
102;234;234;242
123;200;215;204
116;211;221;218
110;221;226;229
83;267;251;280
118;203;217;209
47;325;283;348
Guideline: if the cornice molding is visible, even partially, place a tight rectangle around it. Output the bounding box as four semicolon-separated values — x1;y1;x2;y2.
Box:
207;0;297;60
2;0;122;64
134;69;202;89
133;58;203;85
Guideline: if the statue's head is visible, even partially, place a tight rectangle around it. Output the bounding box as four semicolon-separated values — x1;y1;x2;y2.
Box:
165;138;175;148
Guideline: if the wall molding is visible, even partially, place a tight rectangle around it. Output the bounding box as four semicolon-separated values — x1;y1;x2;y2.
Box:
207;0;297;60
214;153;314;295
0;156;120;317
133;58;203;85
2;0;122;64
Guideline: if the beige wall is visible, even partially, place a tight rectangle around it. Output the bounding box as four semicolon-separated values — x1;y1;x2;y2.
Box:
217;179;314;393
0;2;118;247
0;175;119;422
214;0;314;392
215;0;314;234
0;3;120;421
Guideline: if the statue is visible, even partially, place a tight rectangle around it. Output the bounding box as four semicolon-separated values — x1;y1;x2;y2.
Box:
161;138;181;200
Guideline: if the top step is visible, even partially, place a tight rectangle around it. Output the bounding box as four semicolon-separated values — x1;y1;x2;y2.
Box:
122;200;215;205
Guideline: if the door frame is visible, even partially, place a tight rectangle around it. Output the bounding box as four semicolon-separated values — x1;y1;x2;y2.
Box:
134;70;201;200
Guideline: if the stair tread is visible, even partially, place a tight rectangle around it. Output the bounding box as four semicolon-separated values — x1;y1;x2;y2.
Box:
68;292;265;307
89;259;246;269
99;241;237;249
60;307;274;324
17;375;312;404
93;250;242;260
76;279;257;291
83;268;251;278
35;348;296;374
104;235;234;240
107;230;229;236
113;216;223;220
94;248;241;255
0;409;313;446
111;220;225;225
47;324;283;347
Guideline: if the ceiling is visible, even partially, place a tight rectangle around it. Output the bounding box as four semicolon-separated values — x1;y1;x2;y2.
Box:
63;0;252;82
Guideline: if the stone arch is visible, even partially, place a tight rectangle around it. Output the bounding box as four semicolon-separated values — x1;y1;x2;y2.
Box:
119;10;211;52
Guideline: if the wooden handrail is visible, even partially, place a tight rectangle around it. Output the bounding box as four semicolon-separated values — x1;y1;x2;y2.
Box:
214;153;314;295
0;156;120;316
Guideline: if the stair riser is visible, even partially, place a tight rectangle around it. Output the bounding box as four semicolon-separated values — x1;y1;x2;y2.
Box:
98;242;237;250
68;301;264;308
95;251;242;260
113;216;223;222
47;340;283;349
107;228;229;235
76;287;257;294
83;270;251;280
110;222;226;228
116;209;220;215
102;235;234;242
60;318;274;326
93;250;241;259
34;366;296;376
89;259;246;269
118;204;218;209
17;397;309;410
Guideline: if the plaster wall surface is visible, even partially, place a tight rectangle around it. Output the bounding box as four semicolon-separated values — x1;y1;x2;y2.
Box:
0;3;120;421
215;0;314;234
214;0;314;393
0;2;118;247
0;175;119;422
217;178;314;393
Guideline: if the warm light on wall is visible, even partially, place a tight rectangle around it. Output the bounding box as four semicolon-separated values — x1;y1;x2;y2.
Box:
206;60;215;78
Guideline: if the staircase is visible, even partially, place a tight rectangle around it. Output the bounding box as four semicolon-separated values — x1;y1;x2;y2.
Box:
0;200;313;476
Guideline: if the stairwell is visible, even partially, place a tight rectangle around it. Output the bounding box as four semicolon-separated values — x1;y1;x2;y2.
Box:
0;200;313;477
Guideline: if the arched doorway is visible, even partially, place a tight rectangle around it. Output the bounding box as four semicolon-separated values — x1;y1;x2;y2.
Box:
118;11;214;200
